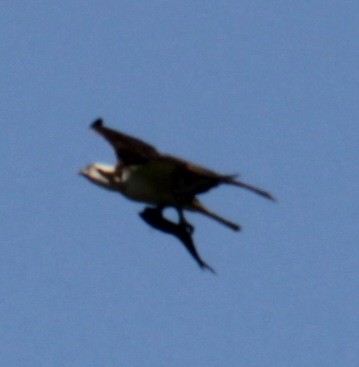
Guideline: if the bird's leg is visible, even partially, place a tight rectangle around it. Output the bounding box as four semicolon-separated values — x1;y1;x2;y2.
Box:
176;207;195;234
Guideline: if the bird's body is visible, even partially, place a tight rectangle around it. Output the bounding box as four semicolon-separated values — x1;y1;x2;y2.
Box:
80;118;275;271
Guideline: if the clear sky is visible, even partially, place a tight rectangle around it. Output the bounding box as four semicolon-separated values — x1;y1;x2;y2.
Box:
1;2;358;366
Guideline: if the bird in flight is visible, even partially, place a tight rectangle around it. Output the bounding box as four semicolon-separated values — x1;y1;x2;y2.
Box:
80;119;275;272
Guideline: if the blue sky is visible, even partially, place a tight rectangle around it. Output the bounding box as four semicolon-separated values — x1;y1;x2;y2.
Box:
1;1;358;366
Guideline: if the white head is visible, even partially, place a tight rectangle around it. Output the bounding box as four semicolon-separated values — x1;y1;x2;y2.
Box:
79;163;119;191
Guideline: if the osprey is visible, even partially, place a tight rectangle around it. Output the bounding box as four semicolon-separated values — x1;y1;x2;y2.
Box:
80;119;275;272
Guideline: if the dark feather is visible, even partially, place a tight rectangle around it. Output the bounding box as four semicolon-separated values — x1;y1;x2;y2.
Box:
91;118;159;164
140;207;216;274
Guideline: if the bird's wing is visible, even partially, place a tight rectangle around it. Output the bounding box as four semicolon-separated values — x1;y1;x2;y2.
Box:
157;155;232;199
91;119;160;164
139;207;216;273
158;155;275;201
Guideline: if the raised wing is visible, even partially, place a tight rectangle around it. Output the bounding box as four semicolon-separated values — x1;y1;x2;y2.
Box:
91;119;160;164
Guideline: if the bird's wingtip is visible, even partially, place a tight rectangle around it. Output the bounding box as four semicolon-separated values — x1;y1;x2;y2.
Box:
91;118;104;129
267;193;278;202
202;263;217;275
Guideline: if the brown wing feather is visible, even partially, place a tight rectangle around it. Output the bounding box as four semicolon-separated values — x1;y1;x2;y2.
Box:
157;154;276;201
157;154;228;199
91;119;160;164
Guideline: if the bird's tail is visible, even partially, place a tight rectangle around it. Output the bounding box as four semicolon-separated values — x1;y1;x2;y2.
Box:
190;200;241;232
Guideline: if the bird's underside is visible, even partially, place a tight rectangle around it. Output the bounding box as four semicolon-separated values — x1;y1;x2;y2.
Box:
80;118;276;272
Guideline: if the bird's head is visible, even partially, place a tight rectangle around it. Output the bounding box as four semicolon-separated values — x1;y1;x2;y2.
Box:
79;163;118;190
